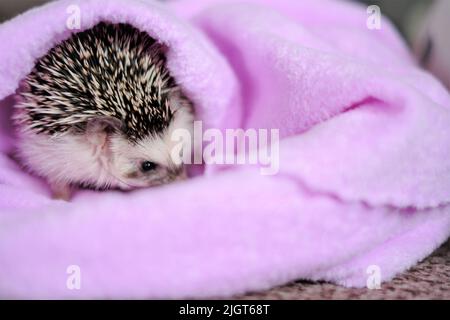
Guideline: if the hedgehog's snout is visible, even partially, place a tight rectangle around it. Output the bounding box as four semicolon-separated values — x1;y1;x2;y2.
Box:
112;159;186;190
106;122;191;190
145;166;187;187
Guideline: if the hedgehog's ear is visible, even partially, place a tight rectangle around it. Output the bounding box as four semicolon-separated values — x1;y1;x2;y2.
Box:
85;116;122;146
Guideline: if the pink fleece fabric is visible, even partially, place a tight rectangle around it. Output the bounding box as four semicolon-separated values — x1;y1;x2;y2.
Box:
0;0;449;298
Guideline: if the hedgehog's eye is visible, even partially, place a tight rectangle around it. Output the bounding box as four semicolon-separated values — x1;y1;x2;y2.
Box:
141;161;157;172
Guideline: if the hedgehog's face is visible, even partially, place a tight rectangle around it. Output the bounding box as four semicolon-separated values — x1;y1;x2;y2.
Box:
106;108;194;189
109;135;185;189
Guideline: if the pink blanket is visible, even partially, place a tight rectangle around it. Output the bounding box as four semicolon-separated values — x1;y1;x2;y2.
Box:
0;0;449;298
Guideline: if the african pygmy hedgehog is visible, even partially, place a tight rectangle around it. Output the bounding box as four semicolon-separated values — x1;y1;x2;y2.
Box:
13;22;194;200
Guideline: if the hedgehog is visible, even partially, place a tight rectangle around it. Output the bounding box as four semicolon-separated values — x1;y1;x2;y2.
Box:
13;22;194;200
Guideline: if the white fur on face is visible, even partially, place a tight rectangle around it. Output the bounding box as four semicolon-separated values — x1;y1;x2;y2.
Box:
15;129;122;189
15;102;194;191
110;107;194;188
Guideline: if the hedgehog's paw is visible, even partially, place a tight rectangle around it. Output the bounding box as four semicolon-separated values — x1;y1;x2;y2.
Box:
50;181;72;201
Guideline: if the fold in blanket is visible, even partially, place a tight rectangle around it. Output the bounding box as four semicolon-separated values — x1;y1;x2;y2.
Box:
0;0;449;298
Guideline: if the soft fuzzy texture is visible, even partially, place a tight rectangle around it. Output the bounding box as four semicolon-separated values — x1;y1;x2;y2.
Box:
237;239;450;300
0;0;449;298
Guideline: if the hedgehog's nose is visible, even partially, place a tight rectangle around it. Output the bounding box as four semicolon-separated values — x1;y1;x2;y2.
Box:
176;169;188;181
169;166;187;181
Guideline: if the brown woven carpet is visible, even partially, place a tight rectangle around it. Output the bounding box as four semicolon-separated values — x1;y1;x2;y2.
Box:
236;239;450;300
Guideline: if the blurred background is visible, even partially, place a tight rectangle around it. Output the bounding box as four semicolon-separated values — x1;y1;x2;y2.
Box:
0;0;448;88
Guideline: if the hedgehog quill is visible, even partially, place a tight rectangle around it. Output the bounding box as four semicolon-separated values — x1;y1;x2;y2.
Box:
13;22;194;200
